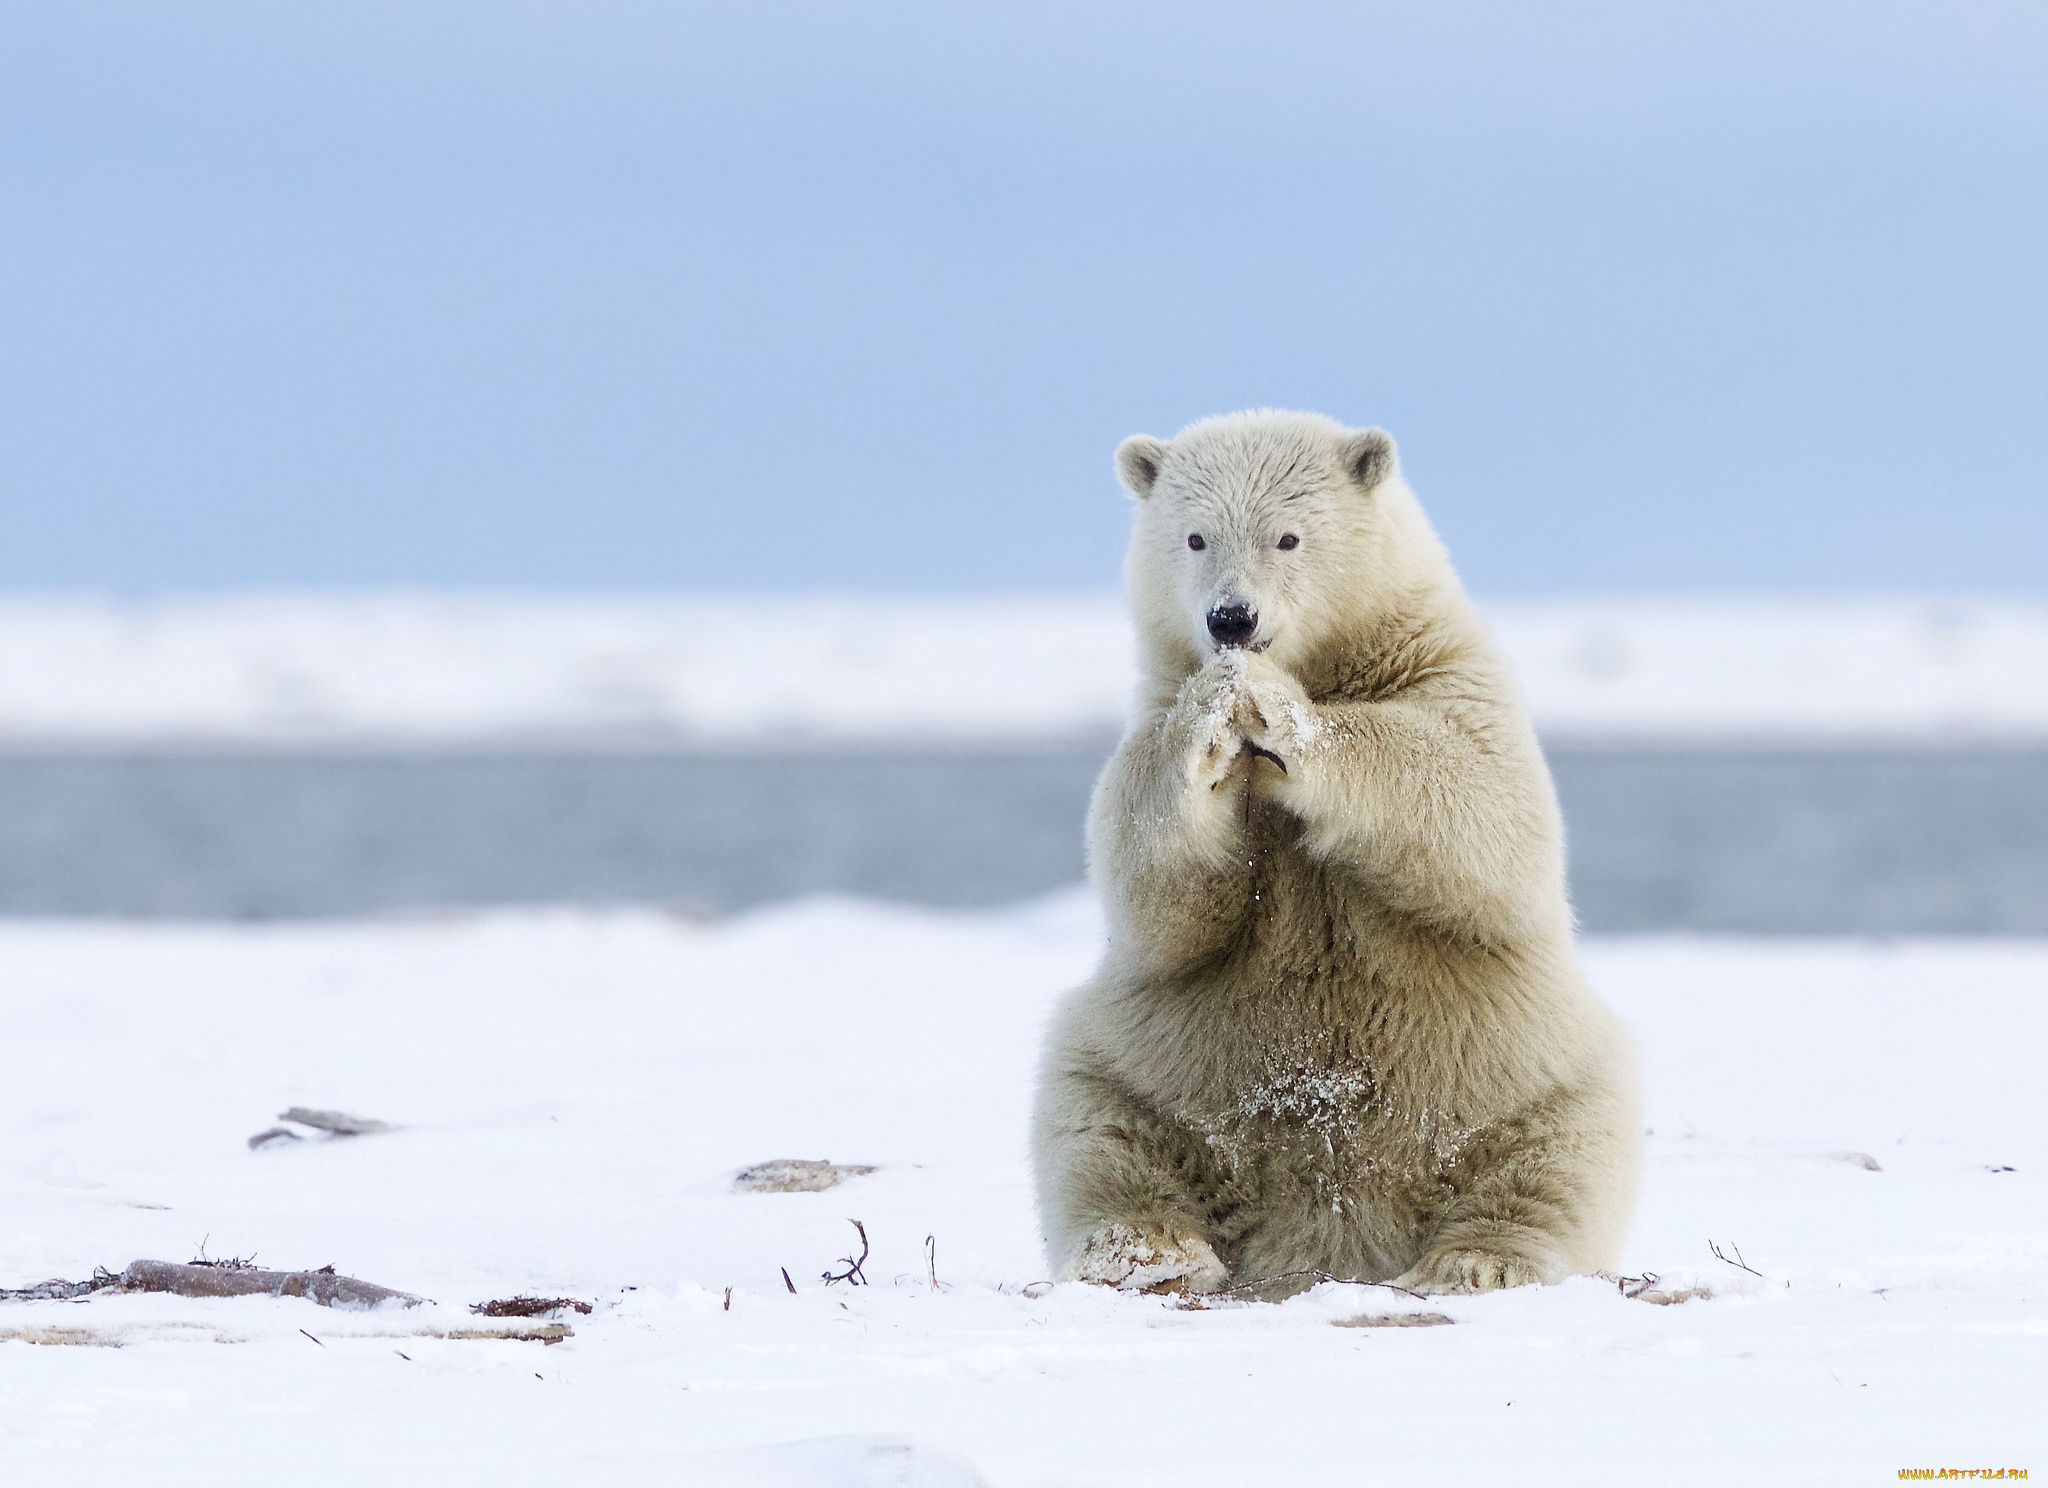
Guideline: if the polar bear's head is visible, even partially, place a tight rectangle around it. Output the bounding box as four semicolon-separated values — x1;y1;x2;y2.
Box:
1114;409;1447;679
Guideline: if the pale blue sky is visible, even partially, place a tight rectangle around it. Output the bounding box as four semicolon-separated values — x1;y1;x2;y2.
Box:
2;1;2043;593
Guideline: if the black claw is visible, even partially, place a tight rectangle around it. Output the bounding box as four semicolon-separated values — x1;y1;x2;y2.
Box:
1245;744;1288;774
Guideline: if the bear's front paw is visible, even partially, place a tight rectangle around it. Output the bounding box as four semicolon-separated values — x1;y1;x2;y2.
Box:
1184;724;1244;796
1235;653;1317;783
1067;1221;1229;1295
1175;654;1255;796
1395;1247;1545;1295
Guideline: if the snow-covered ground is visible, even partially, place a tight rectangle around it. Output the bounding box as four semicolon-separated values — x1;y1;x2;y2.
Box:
2;894;2040;1485
3;593;2047;747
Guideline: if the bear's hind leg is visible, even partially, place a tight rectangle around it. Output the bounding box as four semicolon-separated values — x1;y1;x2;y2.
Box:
1032;1060;1229;1294
1394;1078;1638;1295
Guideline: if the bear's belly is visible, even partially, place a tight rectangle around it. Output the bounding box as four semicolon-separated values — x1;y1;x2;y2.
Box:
1175;1072;1472;1283
1107;851;1535;1281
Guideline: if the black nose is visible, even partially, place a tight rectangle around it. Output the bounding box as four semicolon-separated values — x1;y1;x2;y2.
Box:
1207;604;1258;647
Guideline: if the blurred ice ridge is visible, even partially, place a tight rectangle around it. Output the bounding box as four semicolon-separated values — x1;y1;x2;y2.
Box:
1;593;2044;748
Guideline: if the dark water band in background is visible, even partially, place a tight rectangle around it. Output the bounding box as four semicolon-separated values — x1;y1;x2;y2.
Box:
1;750;2044;933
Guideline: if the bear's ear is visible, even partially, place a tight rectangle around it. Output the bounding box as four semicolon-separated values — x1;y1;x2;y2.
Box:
1114;435;1168;499
1341;427;1399;492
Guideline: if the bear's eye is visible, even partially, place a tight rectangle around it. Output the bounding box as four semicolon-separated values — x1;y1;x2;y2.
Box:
1277;533;1299;551
1187;534;1206;551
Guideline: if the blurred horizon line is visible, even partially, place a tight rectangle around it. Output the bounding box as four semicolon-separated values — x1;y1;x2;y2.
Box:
6;585;2048;603
3;591;2045;751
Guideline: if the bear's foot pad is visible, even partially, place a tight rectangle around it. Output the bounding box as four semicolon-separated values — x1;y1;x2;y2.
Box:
1069;1222;1228;1294
1395;1247;1544;1294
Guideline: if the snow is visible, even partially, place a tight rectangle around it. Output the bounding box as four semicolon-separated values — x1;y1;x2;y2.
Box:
3;894;2041;1484
3;593;2046;748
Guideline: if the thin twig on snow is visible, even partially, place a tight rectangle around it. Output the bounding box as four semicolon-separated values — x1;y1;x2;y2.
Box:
1709;1239;1763;1278
822;1220;869;1286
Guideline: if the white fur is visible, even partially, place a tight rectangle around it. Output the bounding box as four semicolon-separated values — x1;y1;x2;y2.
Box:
1034;410;1641;1294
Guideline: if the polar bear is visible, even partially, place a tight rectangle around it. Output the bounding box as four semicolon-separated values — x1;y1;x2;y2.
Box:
1032;410;1640;1295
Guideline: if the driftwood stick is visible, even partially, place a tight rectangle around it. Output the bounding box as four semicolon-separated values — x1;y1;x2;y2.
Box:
278;1108;394;1137
0;1268;121;1302
120;1260;424;1309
